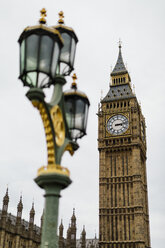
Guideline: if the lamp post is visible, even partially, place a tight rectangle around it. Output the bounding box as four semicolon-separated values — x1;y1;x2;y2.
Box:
18;9;90;248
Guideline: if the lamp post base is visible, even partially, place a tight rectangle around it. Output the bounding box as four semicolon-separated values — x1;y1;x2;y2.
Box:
35;172;72;248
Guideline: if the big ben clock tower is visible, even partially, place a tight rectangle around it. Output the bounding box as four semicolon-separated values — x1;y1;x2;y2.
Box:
98;43;151;248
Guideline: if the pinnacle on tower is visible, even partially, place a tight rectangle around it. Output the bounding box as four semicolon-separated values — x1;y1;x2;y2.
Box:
59;219;64;230
18;195;23;209
59;219;65;248
29;202;35;224
17;195;23;218
81;226;86;248
82;225;86;235
111;40;128;76
2;187;9;212
30;202;35;214
59;219;64;237
71;208;76;221
71;208;76;229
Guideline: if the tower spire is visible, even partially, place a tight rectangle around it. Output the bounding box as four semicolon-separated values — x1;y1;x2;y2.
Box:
118;38;122;49
111;40;127;76
81;226;86;248
59;219;64;248
71;208;76;223
2;187;9;212
1;187;9;226
70;209;76;248
29;201;35;224
59;219;64;236
17;195;23;218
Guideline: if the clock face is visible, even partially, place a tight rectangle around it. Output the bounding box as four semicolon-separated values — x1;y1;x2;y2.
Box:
107;114;129;135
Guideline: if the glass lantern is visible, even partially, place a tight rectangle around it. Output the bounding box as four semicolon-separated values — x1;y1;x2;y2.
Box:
18;10;63;89
64;74;90;141
52;11;78;76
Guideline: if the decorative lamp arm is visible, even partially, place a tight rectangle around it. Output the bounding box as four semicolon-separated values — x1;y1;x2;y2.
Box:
26;85;75;177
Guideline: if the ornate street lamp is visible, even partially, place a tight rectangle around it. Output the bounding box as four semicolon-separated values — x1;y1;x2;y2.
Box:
64;73;90;141
18;9;89;248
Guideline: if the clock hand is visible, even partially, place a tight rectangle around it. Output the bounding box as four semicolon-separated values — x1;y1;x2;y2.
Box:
115;123;122;126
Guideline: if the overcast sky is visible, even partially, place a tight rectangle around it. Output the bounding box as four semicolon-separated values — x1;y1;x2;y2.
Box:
0;0;165;247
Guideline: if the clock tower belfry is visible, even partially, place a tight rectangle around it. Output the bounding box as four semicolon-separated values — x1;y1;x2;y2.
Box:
98;44;151;248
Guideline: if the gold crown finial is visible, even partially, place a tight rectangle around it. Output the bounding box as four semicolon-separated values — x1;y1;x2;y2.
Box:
118;38;122;49
58;11;64;24
39;8;47;24
71;73;77;89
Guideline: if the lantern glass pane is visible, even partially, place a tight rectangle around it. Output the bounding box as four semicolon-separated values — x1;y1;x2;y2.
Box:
39;35;53;73
84;103;89;130
70;38;76;65
26;72;37;86
51;42;60;78
26;34;39;71
60;33;71;63
75;99;85;129
38;72;49;88
65;99;74;129
59;62;69;75
20;40;25;74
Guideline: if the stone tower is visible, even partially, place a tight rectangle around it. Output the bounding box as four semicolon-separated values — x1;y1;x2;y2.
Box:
16;196;23;224
98;44;151;248
70;208;77;248
29;202;35;229
59;220;65;248
81;226;86;248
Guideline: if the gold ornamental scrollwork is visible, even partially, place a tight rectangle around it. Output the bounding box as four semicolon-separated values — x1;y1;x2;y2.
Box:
32;100;56;165
50;105;65;147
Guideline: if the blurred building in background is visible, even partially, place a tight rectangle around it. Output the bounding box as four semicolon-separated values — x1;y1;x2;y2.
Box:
0;189;98;248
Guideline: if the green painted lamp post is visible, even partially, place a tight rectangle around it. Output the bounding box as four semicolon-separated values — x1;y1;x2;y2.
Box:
18;9;90;248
